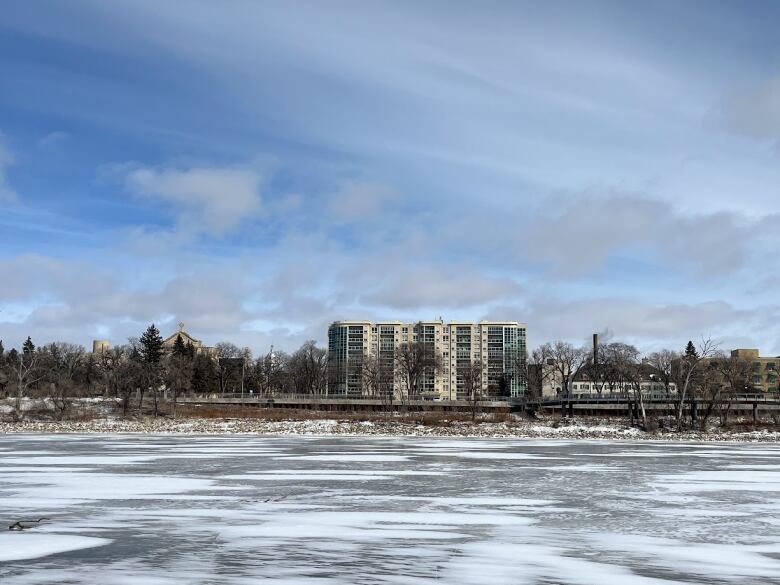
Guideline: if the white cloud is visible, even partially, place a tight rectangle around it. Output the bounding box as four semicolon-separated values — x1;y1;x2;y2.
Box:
0;134;18;204
361;268;522;309
486;297;772;353
724;74;780;139
37;131;69;149
519;193;763;276
125;165;262;235
328;180;396;222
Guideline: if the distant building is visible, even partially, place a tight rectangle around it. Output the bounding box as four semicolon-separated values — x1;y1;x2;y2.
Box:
92;339;111;354
569;368;677;398
718;349;778;393
162;322;216;356
534;333;677;399
91;322;216;357
327;319;527;400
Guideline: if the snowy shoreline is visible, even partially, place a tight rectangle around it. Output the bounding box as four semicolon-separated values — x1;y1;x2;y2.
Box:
2;416;780;442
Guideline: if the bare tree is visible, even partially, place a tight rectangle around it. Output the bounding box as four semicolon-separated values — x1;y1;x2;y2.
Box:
536;341;587;415
580;356;605;395
458;359;484;422
9;346;47;420
359;353;396;414
610;344;646;429
45;342;86;419
253;348;291;396
712;353;752;427
240;347;252;396
395;341;442;401
164;353;193;418
215;342;242;394
674;338;719;431
116;351;145;417
645;349;679;397
695;359;727;432
97;346;126;398
361;354;381;398
600;343;639;395
288;341;327;395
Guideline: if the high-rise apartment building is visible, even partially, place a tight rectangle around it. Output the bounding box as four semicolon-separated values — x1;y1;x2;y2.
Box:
327;319;527;400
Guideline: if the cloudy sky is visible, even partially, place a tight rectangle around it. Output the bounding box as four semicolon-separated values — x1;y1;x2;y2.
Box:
1;0;780;354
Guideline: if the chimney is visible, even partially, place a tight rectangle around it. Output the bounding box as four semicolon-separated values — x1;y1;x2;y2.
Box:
593;333;599;364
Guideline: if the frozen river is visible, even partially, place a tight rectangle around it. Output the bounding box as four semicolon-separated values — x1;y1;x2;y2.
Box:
1;435;780;584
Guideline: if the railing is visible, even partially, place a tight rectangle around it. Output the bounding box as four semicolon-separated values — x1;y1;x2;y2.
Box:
181;391;780;406
188;392;383;401
530;392;780;405
181;392;514;406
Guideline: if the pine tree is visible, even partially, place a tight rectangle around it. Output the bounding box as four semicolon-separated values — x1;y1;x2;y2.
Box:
172;334;187;357
139;324;164;364
684;341;698;360
0;339;4;361
22;336;35;355
191;353;216;393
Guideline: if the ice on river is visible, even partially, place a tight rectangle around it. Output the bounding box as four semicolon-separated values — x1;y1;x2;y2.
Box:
1;436;780;584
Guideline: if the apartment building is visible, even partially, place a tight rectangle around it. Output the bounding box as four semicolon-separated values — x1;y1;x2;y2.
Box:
721;349;779;393
327;319;527;400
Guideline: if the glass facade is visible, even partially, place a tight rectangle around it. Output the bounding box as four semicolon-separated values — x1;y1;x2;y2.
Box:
327;325;348;395
327;323;368;396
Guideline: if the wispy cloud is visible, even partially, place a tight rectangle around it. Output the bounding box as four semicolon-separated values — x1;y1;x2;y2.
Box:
2;3;780;353
124;164;263;236
520;192;768;277
724;74;780;140
0;133;18;204
37;131;69;149
328;180;396;223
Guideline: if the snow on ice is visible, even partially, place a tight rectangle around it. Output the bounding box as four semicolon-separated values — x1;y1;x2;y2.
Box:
1;435;780;584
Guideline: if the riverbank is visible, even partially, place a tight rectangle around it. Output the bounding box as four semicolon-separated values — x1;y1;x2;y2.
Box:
2;415;780;441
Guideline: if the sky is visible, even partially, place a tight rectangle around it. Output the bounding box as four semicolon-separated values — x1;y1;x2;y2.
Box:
1;0;780;355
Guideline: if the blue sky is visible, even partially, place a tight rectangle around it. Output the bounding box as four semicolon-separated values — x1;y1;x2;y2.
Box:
2;0;780;354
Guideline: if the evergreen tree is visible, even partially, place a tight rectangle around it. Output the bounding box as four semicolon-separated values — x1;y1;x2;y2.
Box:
172;334;187;357
139;324;164;364
684;341;699;360
22;336;35;355
185;341;196;359
0;339;4;362
191;353;216;393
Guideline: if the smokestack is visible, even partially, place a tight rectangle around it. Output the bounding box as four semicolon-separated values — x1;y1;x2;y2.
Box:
592;333;599;364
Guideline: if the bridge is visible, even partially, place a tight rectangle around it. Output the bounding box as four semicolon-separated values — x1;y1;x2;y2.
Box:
178;392;780;420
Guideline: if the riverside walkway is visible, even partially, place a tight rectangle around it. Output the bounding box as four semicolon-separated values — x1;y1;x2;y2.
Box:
179;392;780;419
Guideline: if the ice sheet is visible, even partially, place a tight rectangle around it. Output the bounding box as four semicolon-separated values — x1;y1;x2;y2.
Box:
1;436;779;584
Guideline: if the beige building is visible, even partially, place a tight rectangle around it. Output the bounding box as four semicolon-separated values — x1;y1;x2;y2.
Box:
726;349;779;393
327;319;527;400
91;322;215;357
162;322;216;356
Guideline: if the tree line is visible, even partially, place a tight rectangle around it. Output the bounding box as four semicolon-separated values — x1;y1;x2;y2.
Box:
527;338;763;431
0;326;771;430
0;324;327;420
